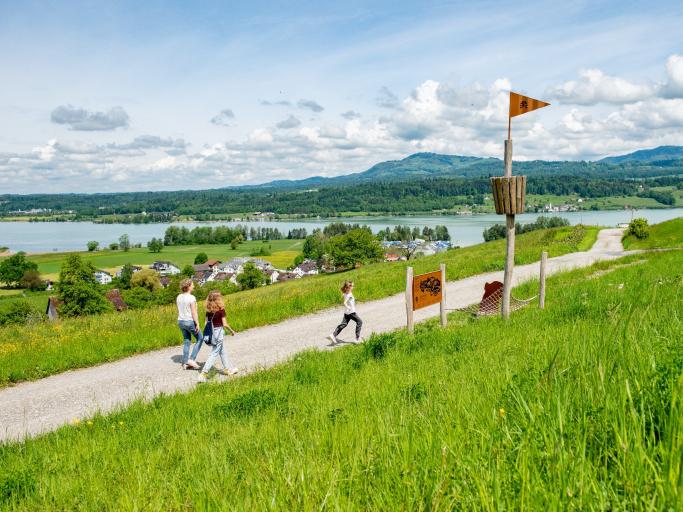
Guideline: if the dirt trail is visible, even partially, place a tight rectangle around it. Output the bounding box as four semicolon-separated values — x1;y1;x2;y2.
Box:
0;229;628;443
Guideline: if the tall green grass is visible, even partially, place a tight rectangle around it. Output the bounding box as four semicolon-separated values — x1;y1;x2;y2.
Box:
622;216;683;250
0;250;680;509
0;227;597;387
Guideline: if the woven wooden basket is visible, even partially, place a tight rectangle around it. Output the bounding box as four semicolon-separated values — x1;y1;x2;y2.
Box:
490;176;526;215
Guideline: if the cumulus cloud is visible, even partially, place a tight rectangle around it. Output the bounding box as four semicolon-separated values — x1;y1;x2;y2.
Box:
210;109;235;126
276;115;302;129
341;110;361;120
260;99;291;107
6;54;683;194
50;104;130;131
376;86;400;109
297;99;324;112
660;54;683;98
548;69;655;105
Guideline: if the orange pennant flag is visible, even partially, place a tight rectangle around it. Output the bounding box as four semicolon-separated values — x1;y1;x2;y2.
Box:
509;92;550;118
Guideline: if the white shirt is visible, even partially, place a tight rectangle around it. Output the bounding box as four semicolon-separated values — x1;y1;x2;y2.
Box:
343;292;356;314
176;293;196;322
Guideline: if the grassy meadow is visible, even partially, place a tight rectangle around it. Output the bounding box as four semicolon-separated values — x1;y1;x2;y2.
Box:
13;239;304;280
0;225;598;387
0;248;681;509
622;216;683;250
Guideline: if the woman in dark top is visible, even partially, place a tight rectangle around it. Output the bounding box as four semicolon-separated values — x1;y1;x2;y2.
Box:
198;290;238;382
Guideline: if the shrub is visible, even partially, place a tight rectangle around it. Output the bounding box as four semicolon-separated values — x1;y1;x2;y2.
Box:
130;268;161;292
86;241;99;252
0;300;38;326
121;287;156;309
19;270;45;291
0;252;38;288
147;238;163;253
628;218;649;239
56;255;111;317
194;253;208;264
237;262;266;290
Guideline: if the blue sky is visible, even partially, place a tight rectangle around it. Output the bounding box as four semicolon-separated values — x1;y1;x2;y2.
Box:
1;0;682;193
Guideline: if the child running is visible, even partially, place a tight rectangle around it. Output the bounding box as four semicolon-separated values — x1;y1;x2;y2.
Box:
328;281;363;344
197;290;239;383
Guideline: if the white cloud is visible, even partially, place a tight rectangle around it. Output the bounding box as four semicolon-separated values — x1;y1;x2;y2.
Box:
660;54;683;98
5;54;683;194
548;69;655;105
50;105;130;131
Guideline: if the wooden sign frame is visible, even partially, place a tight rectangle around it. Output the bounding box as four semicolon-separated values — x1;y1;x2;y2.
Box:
405;264;447;333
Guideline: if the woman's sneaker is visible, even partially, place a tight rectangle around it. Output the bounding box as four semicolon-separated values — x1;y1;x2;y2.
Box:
186;360;200;370
197;373;208;383
220;368;239;376
327;334;337;344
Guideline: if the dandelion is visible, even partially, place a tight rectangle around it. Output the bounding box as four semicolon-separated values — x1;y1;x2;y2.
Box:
119;421;124;426
498;408;506;419
71;418;81;425
87;420;94;427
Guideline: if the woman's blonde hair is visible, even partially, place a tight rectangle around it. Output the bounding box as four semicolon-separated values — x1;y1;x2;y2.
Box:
180;278;193;292
341;281;353;294
205;290;225;313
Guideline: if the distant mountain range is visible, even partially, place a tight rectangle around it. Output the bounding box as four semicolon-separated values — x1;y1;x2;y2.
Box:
245;146;683;190
598;145;683;164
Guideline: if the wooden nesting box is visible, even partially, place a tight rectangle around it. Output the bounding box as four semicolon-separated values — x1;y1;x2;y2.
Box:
490;176;527;215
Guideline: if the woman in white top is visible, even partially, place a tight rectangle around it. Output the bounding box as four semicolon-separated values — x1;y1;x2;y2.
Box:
328;281;363;344
177;278;203;369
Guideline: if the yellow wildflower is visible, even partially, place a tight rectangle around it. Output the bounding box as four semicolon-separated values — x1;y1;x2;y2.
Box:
71;418;81;425
498;408;506;419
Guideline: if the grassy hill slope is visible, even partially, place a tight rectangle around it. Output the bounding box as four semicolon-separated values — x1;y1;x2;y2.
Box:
1;249;680;509
0;225;597;387
622;217;683;250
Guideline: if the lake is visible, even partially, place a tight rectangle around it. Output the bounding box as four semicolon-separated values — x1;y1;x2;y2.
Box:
2;209;682;253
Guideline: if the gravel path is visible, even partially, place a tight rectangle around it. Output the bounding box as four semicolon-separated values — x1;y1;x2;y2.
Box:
0;229;628;443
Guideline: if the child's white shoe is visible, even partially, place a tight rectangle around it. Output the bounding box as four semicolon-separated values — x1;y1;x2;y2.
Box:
197;373;208;383
327;334;337;344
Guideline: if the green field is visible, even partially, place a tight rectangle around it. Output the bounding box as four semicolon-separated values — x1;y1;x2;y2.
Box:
622;217;683;250
0;225;598;387
0;247;680;509
14;239;304;279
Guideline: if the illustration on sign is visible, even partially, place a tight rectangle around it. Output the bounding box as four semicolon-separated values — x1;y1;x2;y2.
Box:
412;270;443;310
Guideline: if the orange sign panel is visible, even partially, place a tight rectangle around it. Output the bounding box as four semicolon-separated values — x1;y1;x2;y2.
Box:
412;270;442;310
509;91;550;118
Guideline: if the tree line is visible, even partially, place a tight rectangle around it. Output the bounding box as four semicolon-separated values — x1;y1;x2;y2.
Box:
2;173;680;219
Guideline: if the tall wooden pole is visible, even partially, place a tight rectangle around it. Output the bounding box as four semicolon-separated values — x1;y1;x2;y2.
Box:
539;251;547;309
439;263;447;327
405;266;414;333
501;139;514;319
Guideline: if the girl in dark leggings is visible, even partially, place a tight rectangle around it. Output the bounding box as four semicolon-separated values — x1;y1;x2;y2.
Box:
328;281;363;344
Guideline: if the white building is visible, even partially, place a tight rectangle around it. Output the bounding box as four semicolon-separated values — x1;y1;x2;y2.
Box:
93;270;113;285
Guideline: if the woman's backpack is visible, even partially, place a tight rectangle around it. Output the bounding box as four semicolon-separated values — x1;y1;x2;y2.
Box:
203;313;215;346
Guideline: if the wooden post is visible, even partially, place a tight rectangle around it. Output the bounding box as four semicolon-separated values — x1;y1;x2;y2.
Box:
501;139;514;319
439;263;447;327
405;266;414;333
539;251;547;309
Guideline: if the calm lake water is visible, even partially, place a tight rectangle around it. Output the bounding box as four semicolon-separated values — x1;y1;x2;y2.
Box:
2;209;682;253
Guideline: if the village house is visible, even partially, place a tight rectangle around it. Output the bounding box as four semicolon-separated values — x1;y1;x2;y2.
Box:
159;276;172;288
115;265;142;278
277;271;299;282
149;261;181;276
212;272;239;286
93;270;113;285
384;252;401;262
293;259;318;276
192;270;213;286
263;268;280;284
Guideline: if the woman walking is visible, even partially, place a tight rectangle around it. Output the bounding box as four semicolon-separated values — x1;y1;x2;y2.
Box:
198;290;238;382
177;278;203;370
328;281;363;344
